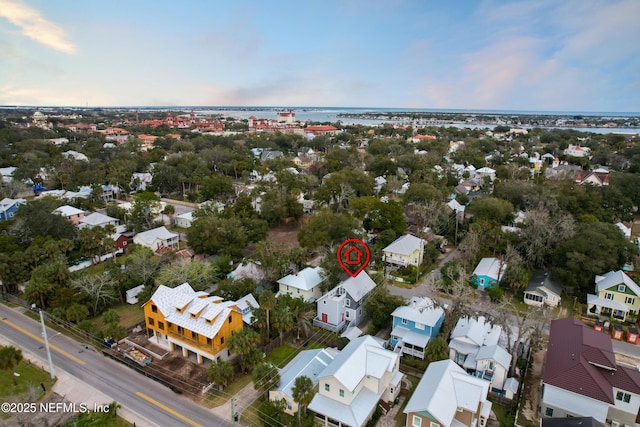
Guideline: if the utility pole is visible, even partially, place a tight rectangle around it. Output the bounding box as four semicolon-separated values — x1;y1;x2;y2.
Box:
39;310;55;380
231;397;237;426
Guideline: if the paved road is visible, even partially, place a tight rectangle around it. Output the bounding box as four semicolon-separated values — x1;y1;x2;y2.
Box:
0;303;233;427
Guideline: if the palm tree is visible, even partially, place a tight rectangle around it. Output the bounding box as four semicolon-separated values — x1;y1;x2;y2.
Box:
292;375;315;426
292;305;315;342
259;289;276;340
227;328;260;373
65;303;89;324
252;362;280;392
162;204;175;226
208;359;234;389
272;305;293;346
24;276;53;309
0;345;23;386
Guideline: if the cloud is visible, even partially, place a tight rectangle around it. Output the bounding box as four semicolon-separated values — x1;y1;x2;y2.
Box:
0;0;76;54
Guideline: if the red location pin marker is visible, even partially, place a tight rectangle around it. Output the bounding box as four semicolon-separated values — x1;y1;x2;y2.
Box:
337;238;371;278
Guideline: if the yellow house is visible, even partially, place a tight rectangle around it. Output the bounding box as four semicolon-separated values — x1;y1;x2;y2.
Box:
587;270;640;321
382;234;426;268
142;282;243;364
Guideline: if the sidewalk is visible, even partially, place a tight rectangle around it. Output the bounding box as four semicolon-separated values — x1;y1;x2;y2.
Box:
376;395;405;427
209;380;262;421
0;334;155;427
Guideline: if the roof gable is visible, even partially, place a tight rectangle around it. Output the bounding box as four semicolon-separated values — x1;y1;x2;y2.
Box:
595;270;640;296
382;234;425;256
277;267;324;291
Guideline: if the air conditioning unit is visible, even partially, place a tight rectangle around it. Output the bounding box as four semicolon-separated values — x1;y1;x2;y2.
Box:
610;420;620;427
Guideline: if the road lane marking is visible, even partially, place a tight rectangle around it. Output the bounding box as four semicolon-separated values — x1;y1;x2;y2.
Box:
136;392;202;427
0;318;86;365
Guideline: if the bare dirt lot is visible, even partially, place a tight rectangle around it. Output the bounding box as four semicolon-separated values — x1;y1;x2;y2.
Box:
266;217;306;250
520;347;546;425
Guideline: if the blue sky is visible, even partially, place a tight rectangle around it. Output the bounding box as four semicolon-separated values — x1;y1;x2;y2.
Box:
0;0;638;112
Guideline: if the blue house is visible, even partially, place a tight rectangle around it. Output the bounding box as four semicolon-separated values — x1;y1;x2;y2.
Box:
390;296;444;359
0;198;26;221
471;257;507;289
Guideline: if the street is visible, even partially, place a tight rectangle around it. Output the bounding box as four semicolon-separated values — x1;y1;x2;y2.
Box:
0;303;233;427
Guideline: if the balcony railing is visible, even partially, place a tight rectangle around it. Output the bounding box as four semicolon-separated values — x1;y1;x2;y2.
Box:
313;318;347;333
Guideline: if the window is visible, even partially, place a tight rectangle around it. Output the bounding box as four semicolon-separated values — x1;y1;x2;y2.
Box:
415;322;424;330
619;285;626;292
339;389;344;398
324;384;330;392
207;337;212;345
412;415;422;427
345;299;350;307
605;292;614;300
148;317;154;326
151;305;158;313
616;391;631;403
228;316;232;324
220;336;225;345
545;408;554;417
402;318;408;325
158;321;164;330
626;297;635;305
191;331;197;339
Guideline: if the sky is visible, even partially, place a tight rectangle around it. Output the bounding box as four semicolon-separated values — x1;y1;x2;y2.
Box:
0;0;638;112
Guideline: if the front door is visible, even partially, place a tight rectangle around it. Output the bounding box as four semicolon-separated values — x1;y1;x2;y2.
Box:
321;313;327;323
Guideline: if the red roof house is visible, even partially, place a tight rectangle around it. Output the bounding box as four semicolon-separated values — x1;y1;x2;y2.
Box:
542;317;640;425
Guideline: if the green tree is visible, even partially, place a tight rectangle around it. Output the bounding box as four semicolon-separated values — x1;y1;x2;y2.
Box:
200;173;235;202
423;337;449;363
467;197;514;226
65;303;89;323
259;290;277;340
291;375;315;426
252;362;280;392
127;192;161;233
363;287;404;332
0;345;23;386
272;305;294;346
298;209;361;251
208;359;234;389
186;214;248;257
227;328;261;373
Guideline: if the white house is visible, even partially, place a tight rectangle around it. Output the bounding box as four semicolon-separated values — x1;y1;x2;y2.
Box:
269;348;340;415
276;266;325;302
234;293;259;325
449;316;512;392
475;166;496;182
404;359;492;427
314;271;377;333
523;272;562;307
564;144;591;158
78;212;120;229
174;211;194;228
308;335;403;427
133;226;179;253
542;317;640;425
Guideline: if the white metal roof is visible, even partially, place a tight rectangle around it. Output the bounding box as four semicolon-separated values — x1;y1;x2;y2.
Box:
146;283;239;339
391;296;444;327
53;205;84;217
472;258;507;281
309;385;381;427
79;212;118;227
276;348;339;398
476;344;512;369
319;335;399;393
382;234;425;257
277;266;324;291
134;226;178;246
404;359;490;425
340;271;376;302
595;270;640;296
450;316;502;347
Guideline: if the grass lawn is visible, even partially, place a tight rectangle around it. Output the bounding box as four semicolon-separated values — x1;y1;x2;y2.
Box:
491;402;516;427
0;359;56;399
264;339;324;368
62;410;131;427
110;303;145;328
204;373;253;408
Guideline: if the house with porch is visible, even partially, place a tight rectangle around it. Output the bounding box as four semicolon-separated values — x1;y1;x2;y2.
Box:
308;335;403;427
404;359;492;427
471;258;507;289
142;283;243;364
269;347;340;416
78;212;120;229
390;297;444;359
523;272;562;307
542;317;640;425
382;234;426;269
449;316;512;392
276;266;325;303
133;226;179;253
314;271;377;333
587;270;640;321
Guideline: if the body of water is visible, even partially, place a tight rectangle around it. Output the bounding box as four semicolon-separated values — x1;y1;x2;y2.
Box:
195;106;640;135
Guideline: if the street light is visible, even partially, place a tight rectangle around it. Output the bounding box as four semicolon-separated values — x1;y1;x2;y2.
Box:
39;310;55;380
